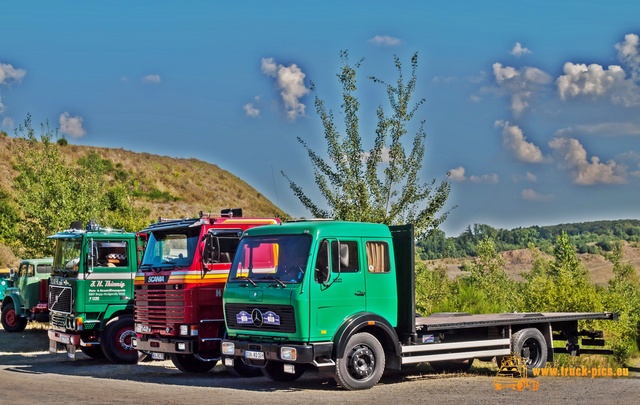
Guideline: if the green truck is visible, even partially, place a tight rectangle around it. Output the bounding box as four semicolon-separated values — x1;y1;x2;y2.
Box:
2;258;54;332
221;221;616;390
47;221;147;363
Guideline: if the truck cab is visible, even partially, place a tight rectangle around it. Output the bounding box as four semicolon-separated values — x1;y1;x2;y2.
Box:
2;258;53;332
47;221;145;363
132;209;280;374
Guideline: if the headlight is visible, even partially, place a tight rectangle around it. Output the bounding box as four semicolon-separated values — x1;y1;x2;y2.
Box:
179;325;188;336
177;342;187;351
221;342;235;355
135;323;142;333
281;347;297;361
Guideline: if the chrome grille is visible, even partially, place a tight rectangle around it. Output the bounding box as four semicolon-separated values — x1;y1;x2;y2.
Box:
48;285;73;313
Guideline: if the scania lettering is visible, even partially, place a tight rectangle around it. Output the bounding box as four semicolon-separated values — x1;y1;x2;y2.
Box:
48;221;147;363
132;209;280;374
221;221;617;390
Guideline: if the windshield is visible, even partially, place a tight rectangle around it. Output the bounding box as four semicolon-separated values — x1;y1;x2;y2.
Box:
229;234;311;284
141;226;200;269
53;239;82;276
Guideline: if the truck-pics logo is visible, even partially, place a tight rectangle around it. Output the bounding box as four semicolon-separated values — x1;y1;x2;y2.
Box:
493;355;540;391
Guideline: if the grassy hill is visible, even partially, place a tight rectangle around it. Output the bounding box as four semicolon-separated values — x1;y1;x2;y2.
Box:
0;135;287;266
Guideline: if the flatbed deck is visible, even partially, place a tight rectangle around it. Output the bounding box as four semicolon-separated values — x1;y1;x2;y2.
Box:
416;312;615;331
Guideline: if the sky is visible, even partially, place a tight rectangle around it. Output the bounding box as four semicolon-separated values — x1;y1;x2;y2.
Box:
2;1;640;236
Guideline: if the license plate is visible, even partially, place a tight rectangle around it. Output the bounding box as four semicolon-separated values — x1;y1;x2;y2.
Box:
60;336;70;344
244;350;265;360
151;352;165;360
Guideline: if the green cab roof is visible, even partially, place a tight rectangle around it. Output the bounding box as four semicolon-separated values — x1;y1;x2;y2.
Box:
241;220;392;240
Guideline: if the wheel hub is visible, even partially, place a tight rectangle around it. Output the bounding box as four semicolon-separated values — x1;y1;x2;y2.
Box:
348;345;375;378
118;330;136;351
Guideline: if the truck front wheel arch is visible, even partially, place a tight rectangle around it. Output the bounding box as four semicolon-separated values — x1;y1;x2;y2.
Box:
333;313;399;360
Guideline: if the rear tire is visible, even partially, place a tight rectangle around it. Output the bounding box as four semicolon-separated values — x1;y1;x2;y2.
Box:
101;315;139;364
170;353;216;373
261;361;306;382
511;328;547;375
334;332;385;390
1;302;27;332
430;358;474;373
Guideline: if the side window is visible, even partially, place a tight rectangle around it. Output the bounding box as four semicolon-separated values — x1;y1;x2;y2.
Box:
37;264;53;274
19;264;28;277
331;241;359;273
27;264;35;277
94;241;129;268
366;241;390;273
314;240;329;283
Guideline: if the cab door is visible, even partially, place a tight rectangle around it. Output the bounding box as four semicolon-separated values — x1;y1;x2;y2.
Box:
309;238;365;341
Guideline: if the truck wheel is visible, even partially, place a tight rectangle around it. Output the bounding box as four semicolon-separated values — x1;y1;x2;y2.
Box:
430;358;474;373
101;315;139;364
80;345;105;359
511;328;547;374
261;361;305;382
1;302;28;332
335;332;385;390
170;354;216;373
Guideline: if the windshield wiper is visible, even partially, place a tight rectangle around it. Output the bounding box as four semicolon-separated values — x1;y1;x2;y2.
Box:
232;276;257;287
259;275;286;288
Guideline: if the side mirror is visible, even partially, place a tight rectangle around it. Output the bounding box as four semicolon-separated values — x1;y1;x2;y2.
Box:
9;268;15;280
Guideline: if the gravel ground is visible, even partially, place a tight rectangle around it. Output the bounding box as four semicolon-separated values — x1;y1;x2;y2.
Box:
1;326;638;404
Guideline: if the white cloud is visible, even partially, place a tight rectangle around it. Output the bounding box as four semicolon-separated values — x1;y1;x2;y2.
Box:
243;103;260;118
555;122;640;137
142;74;161;84
361;146;391;163
59;112;86;138
548;137;627;185
521;188;554;202
0;63;26;85
556;62;640;106
495;120;547;163
470;173;499;184
615;33;640;78
0;98;4;114
368;35;401;46
510;42;532;57
448;166;466;182
260;57;309;120
492;63;552;116
526;171;537;182
2;117;14;128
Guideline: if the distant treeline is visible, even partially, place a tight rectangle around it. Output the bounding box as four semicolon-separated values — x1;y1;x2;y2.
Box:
418;220;640;260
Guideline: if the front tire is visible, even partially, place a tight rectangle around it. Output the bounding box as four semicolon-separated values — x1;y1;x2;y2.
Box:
101;315;138;364
170;353;216;373
335;332;385;390
261;361;305;382
1;302;27;332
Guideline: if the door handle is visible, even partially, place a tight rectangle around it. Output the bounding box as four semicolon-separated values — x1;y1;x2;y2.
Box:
354;291;365;296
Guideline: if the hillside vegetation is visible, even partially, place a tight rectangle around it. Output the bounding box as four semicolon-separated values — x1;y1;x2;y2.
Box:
0;134;286;267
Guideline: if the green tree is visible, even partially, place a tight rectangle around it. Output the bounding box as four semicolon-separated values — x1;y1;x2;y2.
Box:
12;115;113;256
283;51;452;238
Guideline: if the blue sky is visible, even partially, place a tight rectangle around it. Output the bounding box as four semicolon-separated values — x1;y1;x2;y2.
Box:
2;1;640;236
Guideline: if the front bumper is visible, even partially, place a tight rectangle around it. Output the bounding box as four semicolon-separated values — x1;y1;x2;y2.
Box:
132;336;195;354
222;338;333;368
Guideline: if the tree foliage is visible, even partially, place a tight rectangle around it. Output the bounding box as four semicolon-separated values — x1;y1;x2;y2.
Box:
11;114;147;257
284;51;451;238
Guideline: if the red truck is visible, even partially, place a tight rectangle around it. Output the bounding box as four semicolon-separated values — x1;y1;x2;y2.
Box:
132;209;279;374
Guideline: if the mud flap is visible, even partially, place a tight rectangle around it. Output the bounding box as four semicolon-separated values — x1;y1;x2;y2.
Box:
49;340;58;354
66;344;76;359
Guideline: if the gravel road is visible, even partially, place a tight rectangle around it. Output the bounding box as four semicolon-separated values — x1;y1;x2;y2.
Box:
1;328;638;404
